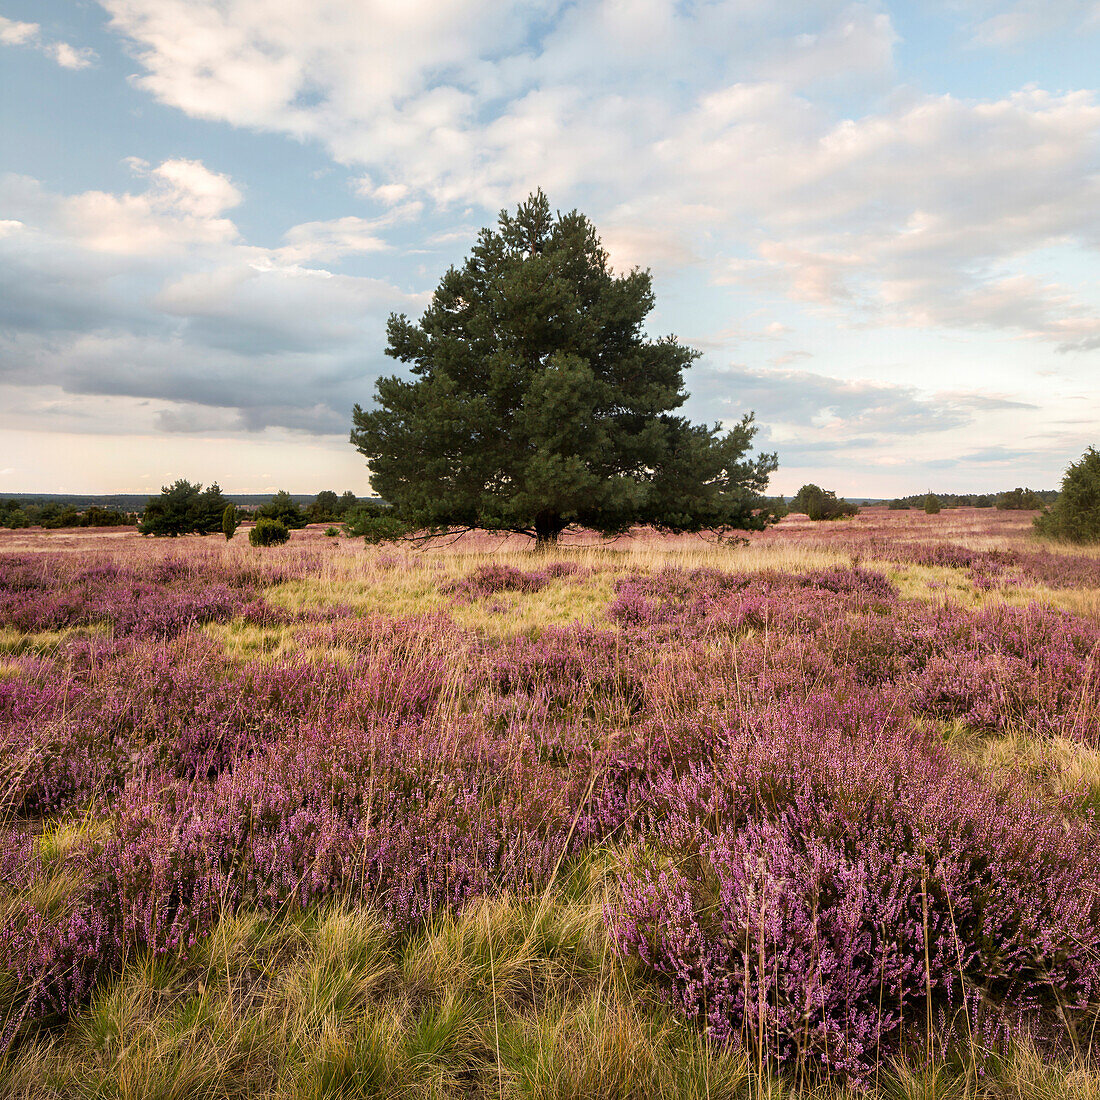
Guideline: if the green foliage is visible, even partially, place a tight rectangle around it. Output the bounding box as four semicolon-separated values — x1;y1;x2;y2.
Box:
350;190;777;544
790;483;859;521
1034;447;1100;544
221;504;238;541
139;480;227;537
888;499;911;511
923;493;942;515
0;499;134;529
996;486;1043;510
258;490;306;529
249;517;290;546
891;490;1054;510
342;500;409;543
323;526;340;537
306;490;340;523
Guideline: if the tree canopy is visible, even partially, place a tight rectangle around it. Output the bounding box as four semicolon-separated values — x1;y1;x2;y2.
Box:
350;191;777;544
139;480;227;537
790;484;858;521
1034;447;1100;544
258;490;307;529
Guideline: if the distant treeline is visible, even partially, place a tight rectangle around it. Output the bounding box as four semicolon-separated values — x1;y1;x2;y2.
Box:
886;488;1057;511
0;487;380;532
0;500;138;529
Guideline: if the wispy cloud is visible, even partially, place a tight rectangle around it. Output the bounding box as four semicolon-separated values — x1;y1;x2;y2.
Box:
0;15;96;69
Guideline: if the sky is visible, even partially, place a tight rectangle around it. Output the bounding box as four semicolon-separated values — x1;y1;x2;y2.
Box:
0;1;1098;498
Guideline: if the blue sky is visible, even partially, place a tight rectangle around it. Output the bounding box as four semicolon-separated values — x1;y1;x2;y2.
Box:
1;0;1098;497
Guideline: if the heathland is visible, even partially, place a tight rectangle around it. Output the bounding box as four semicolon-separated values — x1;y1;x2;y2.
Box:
2;508;1100;1098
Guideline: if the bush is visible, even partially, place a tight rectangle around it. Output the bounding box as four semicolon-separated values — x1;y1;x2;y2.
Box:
249;517;290;547
923;493;941;515
790;484;859;521
344;500;410;543
139;480;228;537
222;503;238;541
1034;448;1100;544
324;526;340;537
258;490;306;529
888;499;910;510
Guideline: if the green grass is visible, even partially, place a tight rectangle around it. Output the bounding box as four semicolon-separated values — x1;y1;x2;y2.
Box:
7;871;1100;1099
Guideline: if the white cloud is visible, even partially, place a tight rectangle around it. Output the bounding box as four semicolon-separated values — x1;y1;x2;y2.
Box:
46;41;96;69
279;205;421;262
0;15;96;68
0;163;420;435
0;16;38;46
93;1;1100;352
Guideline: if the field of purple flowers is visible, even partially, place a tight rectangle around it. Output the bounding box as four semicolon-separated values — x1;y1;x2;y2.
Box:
2;514;1100;1098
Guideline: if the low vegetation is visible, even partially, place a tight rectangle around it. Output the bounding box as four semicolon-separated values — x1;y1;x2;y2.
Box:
2;507;1100;1096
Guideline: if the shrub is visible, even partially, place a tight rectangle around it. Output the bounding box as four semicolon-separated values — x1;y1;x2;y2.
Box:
258;490;307;529
139;480;228;537
1034;447;1100;544
344;500;410;543
790;484;859;520
221;503;238;540
615;701;1100;1080
888;498;910;510
923;493;941;514
249;517;290;547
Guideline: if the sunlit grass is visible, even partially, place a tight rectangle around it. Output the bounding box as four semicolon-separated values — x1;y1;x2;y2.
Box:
949;725;1100;814
7;871;1100;1099
0;624;109;656
202;619;300;660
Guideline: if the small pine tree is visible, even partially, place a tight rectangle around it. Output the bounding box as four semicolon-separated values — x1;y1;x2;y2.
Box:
222;503;238;540
249;517;290;546
1034;447;1100;544
258;490;307;529
923;493;941;515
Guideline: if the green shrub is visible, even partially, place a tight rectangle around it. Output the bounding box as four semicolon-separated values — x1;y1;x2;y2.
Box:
139;480;228;537
1034;447;1100;544
923;493;941;515
222;504;238;541
791;483;859;521
344;501;411;543
249;517;290;547
258;490;307;529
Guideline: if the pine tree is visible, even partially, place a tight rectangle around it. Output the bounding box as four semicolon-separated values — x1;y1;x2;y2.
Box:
350;191;777;544
1034;447;1100;543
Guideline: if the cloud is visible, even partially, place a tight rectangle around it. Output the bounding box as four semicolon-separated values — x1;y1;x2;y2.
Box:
962;0;1100;46
0;16;38;46
695;363;1034;438
0;15;96;68
0;164;420;436
93;2;1100;351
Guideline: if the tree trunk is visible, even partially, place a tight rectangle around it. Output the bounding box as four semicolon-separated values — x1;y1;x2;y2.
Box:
534;511;563;548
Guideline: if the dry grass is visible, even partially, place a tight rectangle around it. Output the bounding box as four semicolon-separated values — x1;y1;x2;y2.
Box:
6;876;1100;1099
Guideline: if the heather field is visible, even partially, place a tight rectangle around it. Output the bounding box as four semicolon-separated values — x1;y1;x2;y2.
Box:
4;509;1100;1099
